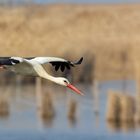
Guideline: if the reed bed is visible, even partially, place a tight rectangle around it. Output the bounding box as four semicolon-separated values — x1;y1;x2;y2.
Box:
0;4;139;81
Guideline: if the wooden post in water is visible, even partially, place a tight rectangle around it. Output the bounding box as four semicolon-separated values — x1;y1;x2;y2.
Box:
120;95;135;122
68;98;77;125
91;55;99;114
36;77;42;110
15;75;22;100
134;62;140;123
36;77;55;127
121;51;127;94
132;46;140;123
106;91;135;129
106;91;120;122
0;94;10;117
92;80;99;115
66;69;77;125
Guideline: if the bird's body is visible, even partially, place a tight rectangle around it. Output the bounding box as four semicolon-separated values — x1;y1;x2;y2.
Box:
0;57;83;95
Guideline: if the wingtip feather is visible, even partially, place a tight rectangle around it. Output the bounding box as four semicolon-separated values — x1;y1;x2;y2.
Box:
74;57;83;65
79;57;83;64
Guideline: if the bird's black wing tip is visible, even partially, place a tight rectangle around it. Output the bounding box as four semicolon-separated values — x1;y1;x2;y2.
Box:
74;57;83;65
79;57;83;64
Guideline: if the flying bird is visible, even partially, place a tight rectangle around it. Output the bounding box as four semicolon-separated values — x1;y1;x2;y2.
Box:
0;57;84;95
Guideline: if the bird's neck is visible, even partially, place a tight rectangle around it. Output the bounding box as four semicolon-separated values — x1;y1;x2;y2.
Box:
44;73;57;82
34;64;63;85
33;64;60;85
46;74;65;86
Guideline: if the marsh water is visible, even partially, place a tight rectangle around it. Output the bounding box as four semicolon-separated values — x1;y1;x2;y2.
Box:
0;80;140;140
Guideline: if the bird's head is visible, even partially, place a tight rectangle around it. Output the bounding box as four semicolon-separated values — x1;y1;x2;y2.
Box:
56;77;84;96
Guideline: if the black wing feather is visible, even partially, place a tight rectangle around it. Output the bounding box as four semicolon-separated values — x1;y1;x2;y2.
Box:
0;57;20;66
61;64;65;72
55;64;60;71
65;64;70;70
73;57;83;65
50;57;83;72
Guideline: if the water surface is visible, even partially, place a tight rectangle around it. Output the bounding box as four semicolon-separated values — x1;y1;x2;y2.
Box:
0;80;139;140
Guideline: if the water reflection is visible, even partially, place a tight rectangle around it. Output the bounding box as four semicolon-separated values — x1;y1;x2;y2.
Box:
39;114;54;128
37;91;55;129
107;121;135;133
35;78;55;128
68;98;77;127
0;87;11;120
68;115;77;127
94;112;100;128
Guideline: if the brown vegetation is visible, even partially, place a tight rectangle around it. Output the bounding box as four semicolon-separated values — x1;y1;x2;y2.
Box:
0;4;140;80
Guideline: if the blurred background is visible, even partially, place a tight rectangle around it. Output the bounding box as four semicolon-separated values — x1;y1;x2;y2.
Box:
0;0;140;140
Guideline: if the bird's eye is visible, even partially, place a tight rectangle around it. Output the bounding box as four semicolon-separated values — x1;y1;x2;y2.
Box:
64;80;67;83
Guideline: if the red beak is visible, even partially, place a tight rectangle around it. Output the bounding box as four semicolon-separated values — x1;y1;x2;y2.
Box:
67;84;84;96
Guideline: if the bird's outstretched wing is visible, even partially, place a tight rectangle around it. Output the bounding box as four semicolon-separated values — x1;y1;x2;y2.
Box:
29;57;83;72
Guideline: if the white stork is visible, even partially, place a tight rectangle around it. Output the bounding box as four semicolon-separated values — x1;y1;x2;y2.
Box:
0;57;84;96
